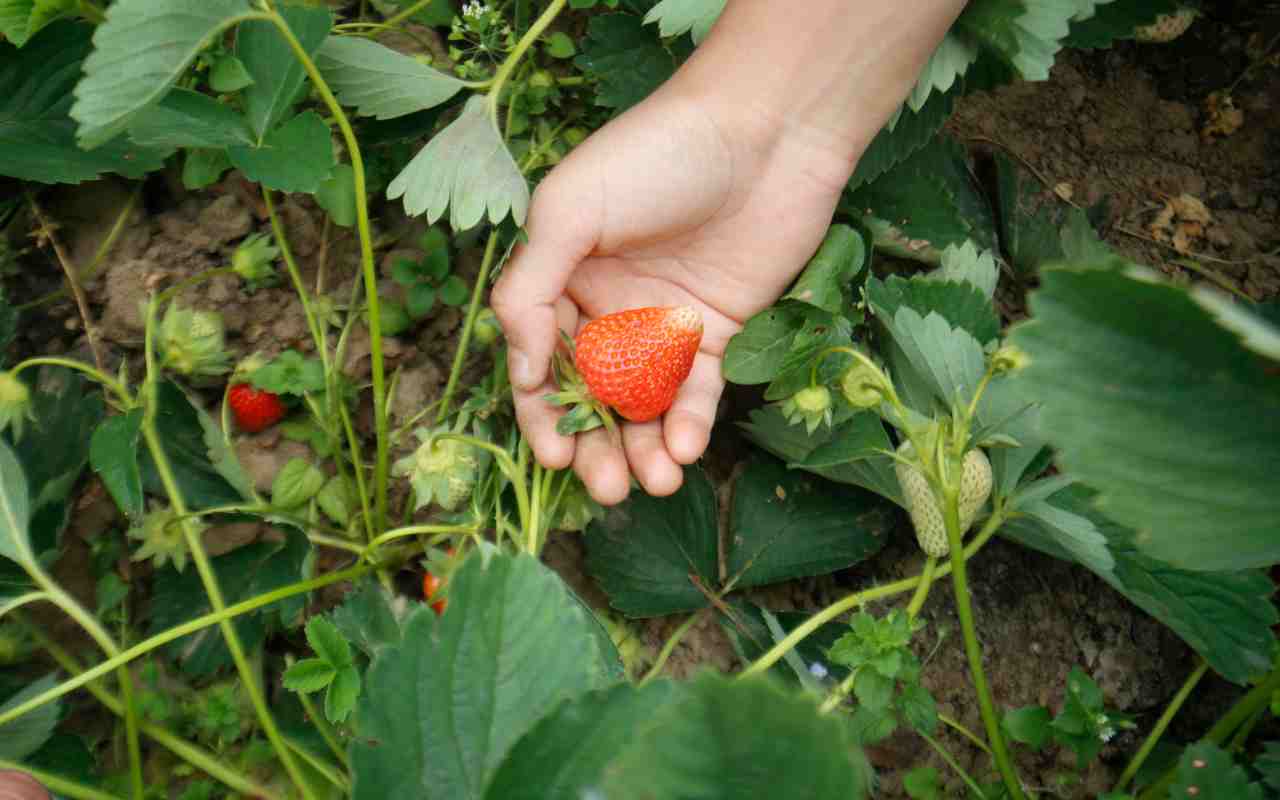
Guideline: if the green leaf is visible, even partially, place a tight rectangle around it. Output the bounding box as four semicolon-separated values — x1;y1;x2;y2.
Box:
854;668;894;712
927;240;1000;300
315;163;357;227
315;475;354;526
575;13;675;113
904;33;977;112
782;225;864;315
349;552;613;799
897;681;938;734
903;766;941;800
0;440;31;566
849;87;957;192
140;381;245;512
0;21;169;183
0;0;74;48
325;664;360;723
328;579;401;658
866;274;1000;345
183;148;232;189
440;274;469;306
1003;705;1052;749
584;465;719;616
1170;742;1264;800
227;109;336;193
1001;483;1277;684
90;409;145;520
125;88;255;149
1191;288;1280;363
377;0;454;26
1010;266;1280;570
795;411;892;469
994;151;1106;275
1004;479;1114;576
955;0;1081;82
727;457;891;589
882;306;987;409
1066;0;1180;48
406;282;436;318
208;53;254;92
271;457;325;509
70;0;256;148
388;95;529;229
1255;742;1280;792
543;31;576;58
642;0;725;44
283;658;337;693
722;305;805;385
236;5;330;141
485;681;683;799
316;35;464;120
762;312;854;401
0;674;60;760
848;705;898;745
305;615;352;668
249;349;327;396
600;672;873;799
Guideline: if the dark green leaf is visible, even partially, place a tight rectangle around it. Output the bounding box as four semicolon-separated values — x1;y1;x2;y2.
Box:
897;681;938;734
139;380;244;512
227;110;336;194
0;21;169;183
485;681;682;799
849;87;956;192
1009;265;1280;571
271;458;324;509
575;13;675;113
1003;705;1052;749
762;312;853;401
1066;0;1181;49
994;151;1105;275
584;465;719;616
379;0;454;26
0;0;76;47
126;88;255;149
600;672;873;799
208;53;254;92
315;162;357;227
0;674;60;760
349;552;614;799
90;409;145;520
782;225;864;315
727;457;891;589
183;148;232;190
283;658;337;693
847;705;898;746
796;411;893;469
1170;742;1263;800
236;5;331;140
439;274;469;306
327;579;401;658
866;274;1000;345
406;282;436;318
722;305;804;385
1256;742;1280;791
71;0;256;148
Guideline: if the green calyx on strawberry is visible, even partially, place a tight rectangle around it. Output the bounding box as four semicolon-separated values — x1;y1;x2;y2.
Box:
547;305;703;436
159;303;231;379
0;371;33;441
129;506;198;573
393;427;482;512
230;232;280;292
780;385;833;434
894;436;993;558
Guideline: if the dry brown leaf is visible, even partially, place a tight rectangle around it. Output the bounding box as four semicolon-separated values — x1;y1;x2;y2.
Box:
1202;90;1245;140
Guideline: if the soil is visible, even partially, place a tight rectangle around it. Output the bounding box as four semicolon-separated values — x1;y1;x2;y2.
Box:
6;3;1278;798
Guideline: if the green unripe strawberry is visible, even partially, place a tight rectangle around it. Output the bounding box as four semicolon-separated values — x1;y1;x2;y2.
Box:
393;427;481;511
0;371;33;440
159;304;231;379
894;442;993;557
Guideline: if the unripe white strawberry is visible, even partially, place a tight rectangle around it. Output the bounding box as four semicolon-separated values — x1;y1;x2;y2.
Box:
895;442;993;557
1134;8;1196;43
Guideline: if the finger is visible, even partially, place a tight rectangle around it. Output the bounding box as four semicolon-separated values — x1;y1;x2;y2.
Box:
623;419;684;496
491;178;598;391
573;426;632;506
513;382;575;470
0;771;50;800
663;352;724;464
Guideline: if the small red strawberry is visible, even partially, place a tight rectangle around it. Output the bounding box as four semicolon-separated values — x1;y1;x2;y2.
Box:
547;306;702;434
227;383;286;433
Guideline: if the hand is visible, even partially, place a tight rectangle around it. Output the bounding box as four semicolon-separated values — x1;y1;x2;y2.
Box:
491;80;855;505
0;771;50;800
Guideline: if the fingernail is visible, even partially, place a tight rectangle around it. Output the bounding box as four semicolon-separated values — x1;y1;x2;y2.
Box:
510;349;535;390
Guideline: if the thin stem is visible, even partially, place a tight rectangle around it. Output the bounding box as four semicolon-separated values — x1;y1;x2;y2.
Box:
383;0;441;28
0;760;120;800
919;730;990;799
28;189;105;373
263;189;328;370
940;713;993;758
639;611;703;686
10;356;132;407
740;512;1006;679
905;556;938;617
1115;658;1208;792
265;8;388;533
434;432;531;532
76;0;106;24
486;0;568;131
23;613;281;800
819;669;859;714
435;230;501;424
290;667;350;769
943;490;1025;800
153;267;240;307
363;523;476;558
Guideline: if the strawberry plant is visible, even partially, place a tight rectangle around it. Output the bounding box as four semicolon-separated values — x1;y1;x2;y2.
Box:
0;0;1278;799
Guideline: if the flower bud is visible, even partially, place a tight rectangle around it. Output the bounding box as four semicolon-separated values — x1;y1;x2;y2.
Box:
991;344;1030;375
0;371;33;440
780;385;833;434
231;233;280;292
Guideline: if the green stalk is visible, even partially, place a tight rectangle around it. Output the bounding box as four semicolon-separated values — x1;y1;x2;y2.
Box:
740;512;1006;679
263;189;328;370
0;760;120;800
942;489;1025;800
639;611;703;686
9;356;132;407
24;614;281;800
362;523;477;558
264;9;389;533
1113;659;1208;793
919;731;990;799
435;229;501;424
0;564;371;730
906;556;938;618
940;713;993;758
294;682;349;769
486;0;567;131
819;669;859;714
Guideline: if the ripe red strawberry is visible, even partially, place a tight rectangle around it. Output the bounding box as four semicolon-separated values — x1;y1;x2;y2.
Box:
547;306;703;435
227;383;285;433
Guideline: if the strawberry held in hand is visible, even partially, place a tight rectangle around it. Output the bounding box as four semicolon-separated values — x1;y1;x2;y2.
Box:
548;306;702;436
227;383;286;433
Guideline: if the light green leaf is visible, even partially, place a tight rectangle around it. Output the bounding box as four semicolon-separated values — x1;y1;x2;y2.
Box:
600;672;873;799
727;458;892;589
0;440;31;566
70;0;257;149
283;658;337;693
0;21;169;183
904;32;978;112
927;240;999;299
866;274;1001;345
543;31;575;58
316;35;464;120
642;0;725;44
349;553;613;799
227;110;336;193
885;306;987;409
1004;479;1114;575
0;674;60;760
903;766;942;800
854;668;894;712
271;458;325;509
387;95;528;229
0;0;74;48
722;305;804;385
315;475;354;526
1003;705;1053;749
1010;265;1280;571
315;162;357;227
956;0;1084;81
325;665;359;723
90;409;145;520
126;88;255;149
236;5;331;141
305;616;351;668
782;225;864;315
